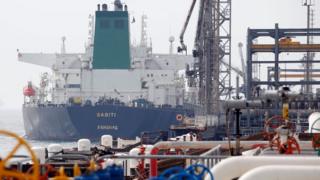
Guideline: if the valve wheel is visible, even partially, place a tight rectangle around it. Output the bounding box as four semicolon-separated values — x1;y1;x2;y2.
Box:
264;116;300;154
270;136;301;154
0;130;39;180
186;164;214;180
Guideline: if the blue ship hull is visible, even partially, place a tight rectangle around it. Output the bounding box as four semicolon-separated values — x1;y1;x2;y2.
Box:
22;104;194;141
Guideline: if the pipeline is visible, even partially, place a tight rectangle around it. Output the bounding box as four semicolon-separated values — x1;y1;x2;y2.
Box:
239;165;320;180
205;156;320;180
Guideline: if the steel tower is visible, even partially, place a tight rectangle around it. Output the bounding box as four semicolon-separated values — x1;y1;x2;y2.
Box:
192;0;232;116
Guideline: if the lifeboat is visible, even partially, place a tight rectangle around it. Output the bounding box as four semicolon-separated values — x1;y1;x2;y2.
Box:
23;82;35;97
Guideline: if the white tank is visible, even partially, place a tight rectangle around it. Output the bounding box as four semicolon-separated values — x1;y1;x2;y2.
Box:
78;139;91;151
32;147;46;164
308;112;320;133
101;135;113;147
47;144;63;158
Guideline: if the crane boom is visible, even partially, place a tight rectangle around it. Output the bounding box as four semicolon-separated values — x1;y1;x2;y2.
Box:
238;42;247;85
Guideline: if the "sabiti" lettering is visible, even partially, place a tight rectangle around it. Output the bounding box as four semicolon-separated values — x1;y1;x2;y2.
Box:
96;112;117;118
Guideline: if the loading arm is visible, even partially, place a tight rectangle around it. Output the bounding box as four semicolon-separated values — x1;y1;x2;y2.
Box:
178;0;197;54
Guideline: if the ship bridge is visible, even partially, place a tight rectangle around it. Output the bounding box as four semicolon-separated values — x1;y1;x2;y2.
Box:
18;53;84;69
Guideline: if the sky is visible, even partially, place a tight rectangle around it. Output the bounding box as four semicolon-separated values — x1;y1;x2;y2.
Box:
0;0;318;109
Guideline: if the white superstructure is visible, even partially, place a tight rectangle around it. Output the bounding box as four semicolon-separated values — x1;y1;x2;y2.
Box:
18;14;193;107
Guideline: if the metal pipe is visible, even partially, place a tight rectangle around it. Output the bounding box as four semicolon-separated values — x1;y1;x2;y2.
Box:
152;141;217;150
206;156;320;180
97;154;227;160
259;90;300;101
223;100;263;109
149;141;217;177
239;165;320;180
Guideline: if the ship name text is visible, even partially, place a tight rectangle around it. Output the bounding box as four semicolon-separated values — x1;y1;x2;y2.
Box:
96;112;117;118
97;125;118;130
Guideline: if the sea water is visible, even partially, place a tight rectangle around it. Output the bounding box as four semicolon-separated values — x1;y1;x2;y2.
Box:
0;109;76;157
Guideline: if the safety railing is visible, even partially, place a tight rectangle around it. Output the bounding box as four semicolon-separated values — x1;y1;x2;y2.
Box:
192;144;223;169
96;153;228;178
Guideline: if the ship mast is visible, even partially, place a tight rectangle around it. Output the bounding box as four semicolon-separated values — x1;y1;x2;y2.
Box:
140;15;148;47
61;36;66;54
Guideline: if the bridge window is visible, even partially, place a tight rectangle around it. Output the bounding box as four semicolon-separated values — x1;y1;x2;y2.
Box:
100;19;110;28
114;19;124;29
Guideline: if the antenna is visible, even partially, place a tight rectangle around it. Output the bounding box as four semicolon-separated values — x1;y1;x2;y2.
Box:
61;36;66;54
169;36;175;55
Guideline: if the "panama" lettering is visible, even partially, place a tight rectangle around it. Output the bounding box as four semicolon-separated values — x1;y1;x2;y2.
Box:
97;125;118;130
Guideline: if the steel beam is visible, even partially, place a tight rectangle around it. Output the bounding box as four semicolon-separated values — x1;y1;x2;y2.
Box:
247;23;320;99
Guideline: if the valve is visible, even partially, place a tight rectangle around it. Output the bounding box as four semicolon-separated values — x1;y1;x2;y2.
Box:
264;116;300;154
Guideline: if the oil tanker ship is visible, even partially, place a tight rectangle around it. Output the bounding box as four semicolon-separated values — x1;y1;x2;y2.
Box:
18;0;194;140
